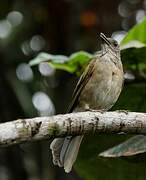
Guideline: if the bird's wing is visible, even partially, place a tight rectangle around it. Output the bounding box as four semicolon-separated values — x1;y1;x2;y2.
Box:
67;58;96;113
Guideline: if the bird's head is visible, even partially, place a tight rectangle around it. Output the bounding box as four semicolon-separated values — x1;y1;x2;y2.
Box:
100;33;120;54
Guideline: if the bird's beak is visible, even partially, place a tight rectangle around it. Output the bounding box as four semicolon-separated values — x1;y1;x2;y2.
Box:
100;33;111;46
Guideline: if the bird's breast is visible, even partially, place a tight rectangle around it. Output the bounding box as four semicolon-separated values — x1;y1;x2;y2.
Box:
78;59;123;111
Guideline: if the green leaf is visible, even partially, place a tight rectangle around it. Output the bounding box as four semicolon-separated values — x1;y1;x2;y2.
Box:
121;41;146;74
121;46;146;65
120;18;146;72
121;40;146;50
48;62;76;73
65;51;93;73
99;135;146;157
29;51;93;74
69;51;92;65
121;18;146;45
29;52;68;66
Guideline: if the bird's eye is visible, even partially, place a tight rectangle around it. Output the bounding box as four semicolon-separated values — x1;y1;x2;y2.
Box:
113;41;118;47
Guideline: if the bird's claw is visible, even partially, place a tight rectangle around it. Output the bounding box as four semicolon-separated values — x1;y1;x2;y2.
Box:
116;110;129;114
85;108;105;113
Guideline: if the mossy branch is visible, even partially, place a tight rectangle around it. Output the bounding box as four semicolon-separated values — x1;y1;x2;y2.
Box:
0;111;146;147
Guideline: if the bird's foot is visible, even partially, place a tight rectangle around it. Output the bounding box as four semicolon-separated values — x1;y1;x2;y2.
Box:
116;110;129;114
85;108;105;113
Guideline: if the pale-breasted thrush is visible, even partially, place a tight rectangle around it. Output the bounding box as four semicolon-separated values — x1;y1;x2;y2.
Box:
50;33;124;173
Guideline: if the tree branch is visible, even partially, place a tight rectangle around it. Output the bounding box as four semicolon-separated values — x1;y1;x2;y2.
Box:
1;111;146;147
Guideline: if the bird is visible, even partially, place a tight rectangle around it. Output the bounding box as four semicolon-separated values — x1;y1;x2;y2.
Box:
50;33;124;173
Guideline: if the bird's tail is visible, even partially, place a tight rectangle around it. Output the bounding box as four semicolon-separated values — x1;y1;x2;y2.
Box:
50;135;83;173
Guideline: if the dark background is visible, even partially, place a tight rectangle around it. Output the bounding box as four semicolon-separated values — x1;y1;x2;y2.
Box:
0;0;146;180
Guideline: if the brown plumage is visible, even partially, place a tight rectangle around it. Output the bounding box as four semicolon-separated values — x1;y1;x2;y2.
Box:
50;33;124;173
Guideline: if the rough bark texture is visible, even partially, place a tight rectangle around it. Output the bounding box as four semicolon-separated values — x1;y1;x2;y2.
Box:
1;111;146;147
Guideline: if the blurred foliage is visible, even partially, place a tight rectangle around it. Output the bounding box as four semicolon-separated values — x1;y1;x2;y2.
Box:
121;18;146;45
121;18;146;79
29;51;92;75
